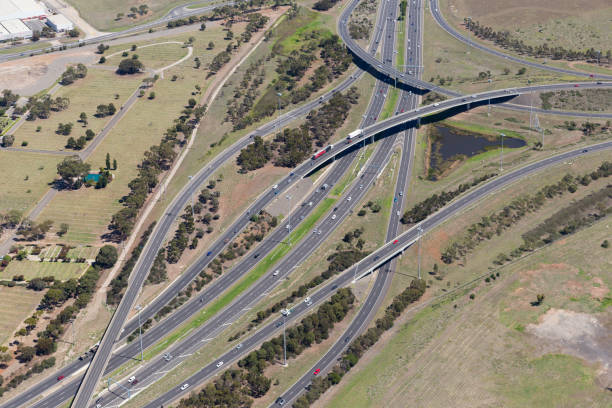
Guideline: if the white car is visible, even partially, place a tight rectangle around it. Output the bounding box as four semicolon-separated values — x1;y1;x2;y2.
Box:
304;297;311;303
273;270;280;276
216;361;224;368
273;184;278;189
180;383;189;391
347;196;352;201
331;214;337;220
127;376;136;383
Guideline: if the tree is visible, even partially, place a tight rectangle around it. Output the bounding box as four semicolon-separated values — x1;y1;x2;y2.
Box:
106;153;111;170
1;134;14;147
57;156;90;189
208;41;215;50
602;240;610;248
0;352;11;366
58;223;69;237
116;12;124;20
85;129;95;140
35;337;56;355
131;44;137;51
97;44;107;54
95;245;118;269
99;56;106;64
79;112;87;126
68;28;80;38
200;22;206;31
148;91;156;100
117;58;144;75
17;346;35;362
113;158;117;170
517;67;527;75
534;293;545;306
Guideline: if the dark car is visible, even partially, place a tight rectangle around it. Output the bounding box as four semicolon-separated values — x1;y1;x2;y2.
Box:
57;375;65;381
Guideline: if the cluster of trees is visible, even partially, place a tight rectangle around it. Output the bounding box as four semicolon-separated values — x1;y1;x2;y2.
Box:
95;103;117;117
464;18;611;64
349;17;373;40
0;210;20;235
401;173;496;225
146;248;167;285
0;357;55;397
15;219;53;241
209;50;232;76
26;95;70;120
109;93;206;240
293;279;426;407
117;58;144;75
0;89;19;108
107;222;155;305
166;207;195;263
153;269;212;322
313;0;341;11
180;289;356;407
237;89;359;171
56;122;73;135
523;184;611;247
56;156;91;189
441;162;611;264
59;64;88;85
239;12;269;44
226;58;266;130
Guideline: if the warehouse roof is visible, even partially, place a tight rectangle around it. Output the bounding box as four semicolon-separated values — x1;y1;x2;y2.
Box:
0;0;46;22
47;13;73;28
1;18;32;34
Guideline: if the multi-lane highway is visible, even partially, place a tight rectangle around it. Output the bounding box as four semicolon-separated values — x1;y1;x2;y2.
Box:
275;0;424;404
140;140;612;407
5;4;397;408
428;0;612;80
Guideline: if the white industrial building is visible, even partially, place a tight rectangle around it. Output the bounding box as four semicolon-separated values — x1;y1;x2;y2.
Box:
1;18;32;39
0;0;46;22
46;13;73;32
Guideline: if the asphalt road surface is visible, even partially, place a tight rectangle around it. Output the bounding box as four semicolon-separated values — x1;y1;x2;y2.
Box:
141;140;612;408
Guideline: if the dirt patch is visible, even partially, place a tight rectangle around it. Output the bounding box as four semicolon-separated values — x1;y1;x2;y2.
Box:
527;308;612;387
0;51;96;96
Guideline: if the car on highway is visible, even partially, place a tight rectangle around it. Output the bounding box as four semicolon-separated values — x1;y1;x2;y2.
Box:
273;270;280;276
128;376;136;383
236;343;243;350
272;184;278;189
57;375;65;381
281;308;291;316
216;361;224;368
180;383;189;391
347;196;352;201
393;239;399;244
433;103;440;107
304;297;311;303
206;251;212;256
163;353;172;361
276;397;286;406
331;214;337;220
399;191;403;196
313;368;321;375
574;84;580;87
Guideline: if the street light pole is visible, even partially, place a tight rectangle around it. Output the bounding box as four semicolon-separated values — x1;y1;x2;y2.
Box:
286;194;292;233
282;313;287;367
136;305;144;362
276;92;282;136
188;175;194;218
417;225;423;279
499;133;505;172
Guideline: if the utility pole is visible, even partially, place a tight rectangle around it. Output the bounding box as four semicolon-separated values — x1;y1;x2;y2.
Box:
499;133;505;172
417;225;423;279
282;312;288;367
188;175;194;218
69;319;75;345
276;92;282;136
135;305;144;362
286;194;292;233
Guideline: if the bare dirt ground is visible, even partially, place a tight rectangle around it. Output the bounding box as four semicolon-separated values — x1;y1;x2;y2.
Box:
0;51;96;96
528;308;612;388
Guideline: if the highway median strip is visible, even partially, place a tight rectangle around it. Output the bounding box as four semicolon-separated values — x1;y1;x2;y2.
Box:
140;197;337;361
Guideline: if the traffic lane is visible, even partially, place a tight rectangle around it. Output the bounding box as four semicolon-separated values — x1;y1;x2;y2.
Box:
428;0;612;80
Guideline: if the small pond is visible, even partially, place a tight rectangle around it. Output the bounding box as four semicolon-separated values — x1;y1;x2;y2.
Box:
429;125;526;178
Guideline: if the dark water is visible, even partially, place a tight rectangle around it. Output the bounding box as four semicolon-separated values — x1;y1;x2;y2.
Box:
430;125;526;170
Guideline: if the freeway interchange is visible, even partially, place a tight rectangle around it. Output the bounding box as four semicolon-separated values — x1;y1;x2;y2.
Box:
1;0;611;407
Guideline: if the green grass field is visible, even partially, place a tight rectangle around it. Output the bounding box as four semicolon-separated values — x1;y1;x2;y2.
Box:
0;286;44;345
422;0;582;94
1;260;89;281
0;151;61;215
322;155;612;408
34;26;231;244
0;42;52;55
105;42;189;71
12;69;141;151
65;0;197;31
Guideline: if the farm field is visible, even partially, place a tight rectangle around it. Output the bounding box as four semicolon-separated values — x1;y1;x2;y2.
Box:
423;0;584;95
0;151;60;215
1;260;89;282
0;286;45;346
34;24;233;245
12;69;141;152
318;155;612;408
